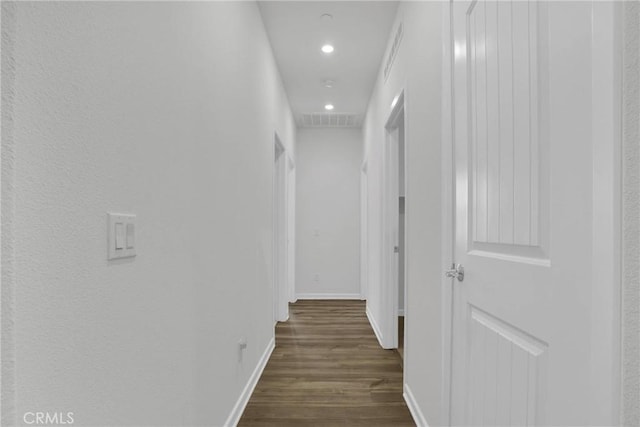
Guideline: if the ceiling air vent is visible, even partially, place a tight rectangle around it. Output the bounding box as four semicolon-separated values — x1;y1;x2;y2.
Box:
299;113;361;128
383;22;403;82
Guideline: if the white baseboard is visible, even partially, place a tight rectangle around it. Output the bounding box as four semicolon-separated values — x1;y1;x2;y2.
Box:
403;383;429;427
224;337;275;427
296;293;362;300
366;306;385;348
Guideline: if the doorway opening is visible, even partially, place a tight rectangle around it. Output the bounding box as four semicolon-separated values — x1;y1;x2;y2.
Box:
382;91;406;353
273;134;289;323
286;156;296;305
360;161;369;300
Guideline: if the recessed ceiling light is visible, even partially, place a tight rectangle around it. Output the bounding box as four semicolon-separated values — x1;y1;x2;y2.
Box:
321;44;334;54
324;79;334;88
324;104;334;111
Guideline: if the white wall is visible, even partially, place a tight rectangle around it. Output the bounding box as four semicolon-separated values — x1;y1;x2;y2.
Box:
362;2;445;425
623;2;640;425
1;2;295;425
296;128;361;299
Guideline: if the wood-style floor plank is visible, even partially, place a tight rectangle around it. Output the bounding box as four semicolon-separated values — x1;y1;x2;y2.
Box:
239;300;415;427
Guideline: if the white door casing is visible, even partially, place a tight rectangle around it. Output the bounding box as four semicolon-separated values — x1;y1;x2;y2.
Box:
381;96;404;350
287;156;296;303
273;135;288;323
361;161;369;300
449;1;621;425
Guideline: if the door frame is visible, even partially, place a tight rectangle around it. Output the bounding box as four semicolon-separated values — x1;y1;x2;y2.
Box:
273;133;289;323
589;2;622;422
360;160;369;300
381;90;406;350
442;1;623;424
441;2;454;425
286;155;296;304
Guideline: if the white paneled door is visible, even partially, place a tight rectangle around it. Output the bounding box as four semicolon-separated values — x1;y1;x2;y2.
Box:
450;1;620;425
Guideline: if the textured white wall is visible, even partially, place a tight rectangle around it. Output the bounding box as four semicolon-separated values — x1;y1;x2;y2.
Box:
1;2;295;425
623;2;640;425
295;128;361;298
362;2;445;424
1;3;17;424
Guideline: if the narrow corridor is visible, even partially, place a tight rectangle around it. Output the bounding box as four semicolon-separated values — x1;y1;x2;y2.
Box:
2;2;633;425
239;300;414;426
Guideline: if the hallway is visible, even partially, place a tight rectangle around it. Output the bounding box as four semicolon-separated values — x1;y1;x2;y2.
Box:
1;1;637;425
239;300;414;426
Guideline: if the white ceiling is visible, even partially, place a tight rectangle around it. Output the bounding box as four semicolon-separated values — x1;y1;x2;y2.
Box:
259;1;399;127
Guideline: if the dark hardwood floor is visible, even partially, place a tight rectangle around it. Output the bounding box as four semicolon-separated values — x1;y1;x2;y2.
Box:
238;300;415;427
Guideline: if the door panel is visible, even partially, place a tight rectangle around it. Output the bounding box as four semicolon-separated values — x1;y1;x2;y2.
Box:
467;0;546;257
467;306;547;425
451;1;611;425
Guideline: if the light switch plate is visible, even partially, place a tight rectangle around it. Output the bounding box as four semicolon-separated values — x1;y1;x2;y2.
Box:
108;213;136;260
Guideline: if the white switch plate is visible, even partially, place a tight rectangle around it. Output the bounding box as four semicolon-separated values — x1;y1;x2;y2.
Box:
108;213;136;260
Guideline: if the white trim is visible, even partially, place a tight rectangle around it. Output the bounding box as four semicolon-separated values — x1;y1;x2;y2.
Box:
366;305;385;349
295;293;362;300
273;133;289;323
224;337;275;427
590;2;623;424
287;155;296;304
441;2;454;426
397;309;405;316
467;249;551;267
360;163;369;301
399;84;410;364
382;89;405;351
403;383;429;427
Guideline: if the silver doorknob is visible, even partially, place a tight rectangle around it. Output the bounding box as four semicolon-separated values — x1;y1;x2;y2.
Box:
445;263;464;282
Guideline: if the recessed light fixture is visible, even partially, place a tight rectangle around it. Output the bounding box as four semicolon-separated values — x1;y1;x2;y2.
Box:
324;79;334;88
321;44;334;54
324;104;334;111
